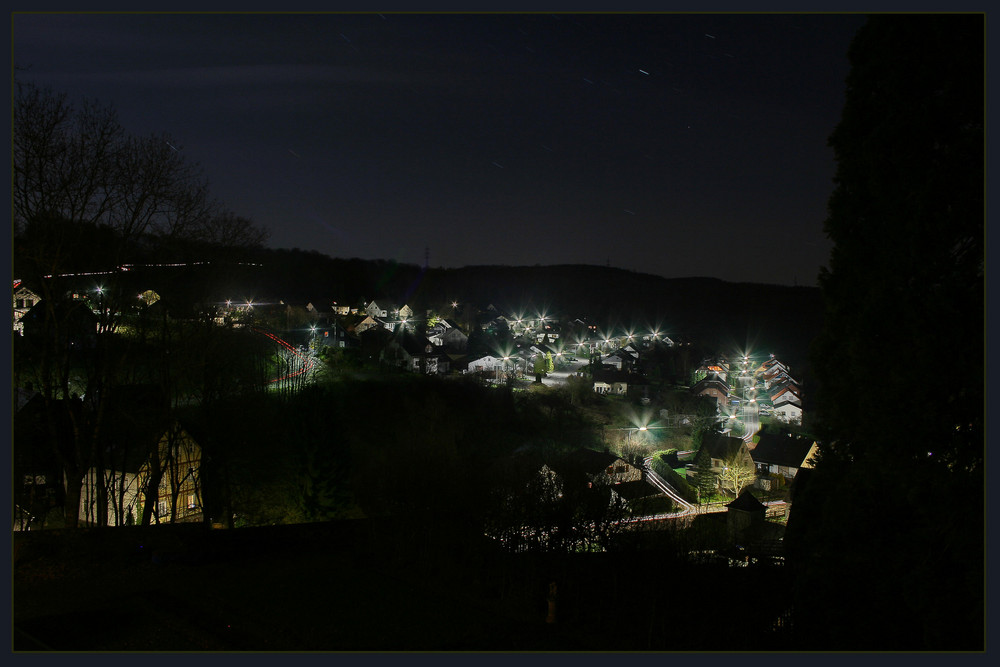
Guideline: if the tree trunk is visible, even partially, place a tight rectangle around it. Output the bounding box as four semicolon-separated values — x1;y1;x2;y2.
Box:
62;472;83;529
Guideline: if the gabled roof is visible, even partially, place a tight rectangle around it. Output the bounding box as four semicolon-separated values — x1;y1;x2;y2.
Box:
770;385;802;403
691;376;729;394
592;368;630;384
726;489;767;513
699;432;749;461
389;330;434;356
751;432;818;469
367;299;399;313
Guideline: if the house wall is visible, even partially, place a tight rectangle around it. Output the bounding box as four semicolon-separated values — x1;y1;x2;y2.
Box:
79;468;144;526
151;428;203;524
13;287;40;335
773;403;803;423
78;426;203;526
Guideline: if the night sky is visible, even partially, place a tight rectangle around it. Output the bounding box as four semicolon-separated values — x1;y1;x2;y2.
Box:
13;12;867;286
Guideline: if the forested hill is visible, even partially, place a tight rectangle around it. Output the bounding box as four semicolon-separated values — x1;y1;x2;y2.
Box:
230;249;825;372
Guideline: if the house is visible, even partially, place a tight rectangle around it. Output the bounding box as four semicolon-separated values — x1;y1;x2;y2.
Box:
764;369;797;389
772;399;803;424
557;448;644;486
13;280;41;335
365;300;399;319
691;376;730;406
354;314;385;335
76;385;204;527
79;419;203;526
609;479;664;511
20;298;99;349
692;432;754;476
769;383;802;405
601;353;629;371
380;330;447;374
751;431;819;489
649;333;675;346
12;394;74;530
463;354;506;374
592;368;630;395
757;356;789;376
725;489;786;548
427;320;469;352
314;319;354;349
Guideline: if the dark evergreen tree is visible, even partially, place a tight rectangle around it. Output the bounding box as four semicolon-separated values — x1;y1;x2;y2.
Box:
786;15;983;650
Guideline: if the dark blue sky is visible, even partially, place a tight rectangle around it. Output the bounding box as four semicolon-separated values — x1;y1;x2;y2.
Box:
13;12;868;286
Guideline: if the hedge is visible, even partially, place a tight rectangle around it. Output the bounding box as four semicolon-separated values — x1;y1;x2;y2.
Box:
651;451;699;503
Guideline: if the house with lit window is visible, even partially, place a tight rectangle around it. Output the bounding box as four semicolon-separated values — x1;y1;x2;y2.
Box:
380;330;449;374
691;432;754;478
463;354;505;374
365;300;397;319
769;383;802;406
772;399;803;424
13;280;41;335
691;376;730;407
75;386;203;527
751;431;819;490
77;418;203;527
592;368;630;395
354;314;385;335
427;320;469;352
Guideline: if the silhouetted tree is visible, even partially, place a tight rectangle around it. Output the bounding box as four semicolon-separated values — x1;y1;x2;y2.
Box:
786;15;983;650
13;81;269;528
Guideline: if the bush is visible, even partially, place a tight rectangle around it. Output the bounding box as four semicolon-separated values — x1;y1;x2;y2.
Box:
629;495;676;516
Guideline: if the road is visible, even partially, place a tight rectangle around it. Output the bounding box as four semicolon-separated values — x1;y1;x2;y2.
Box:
640;456;696;518
540;358;590;386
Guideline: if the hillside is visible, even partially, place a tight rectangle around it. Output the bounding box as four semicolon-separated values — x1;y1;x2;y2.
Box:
229;250;826;373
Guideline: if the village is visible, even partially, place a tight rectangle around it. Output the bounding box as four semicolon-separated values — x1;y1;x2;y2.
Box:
14;276;817;562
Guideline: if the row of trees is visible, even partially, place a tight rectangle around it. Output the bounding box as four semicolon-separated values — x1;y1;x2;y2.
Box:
13;79;271;529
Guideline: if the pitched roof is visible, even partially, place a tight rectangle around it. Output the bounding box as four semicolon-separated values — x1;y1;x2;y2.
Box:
389;329;434;356
593;367;630;382
770;385;802;403
699;432;749;461
751;432;818;468
691;376;729;394
726;489;767;513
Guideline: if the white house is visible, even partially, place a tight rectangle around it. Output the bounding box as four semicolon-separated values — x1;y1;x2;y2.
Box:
465;355;504;373
602;354;627;370
13;281;41;335
772;399;803;424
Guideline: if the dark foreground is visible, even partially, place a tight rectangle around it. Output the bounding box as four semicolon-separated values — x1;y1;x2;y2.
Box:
13;519;792;652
